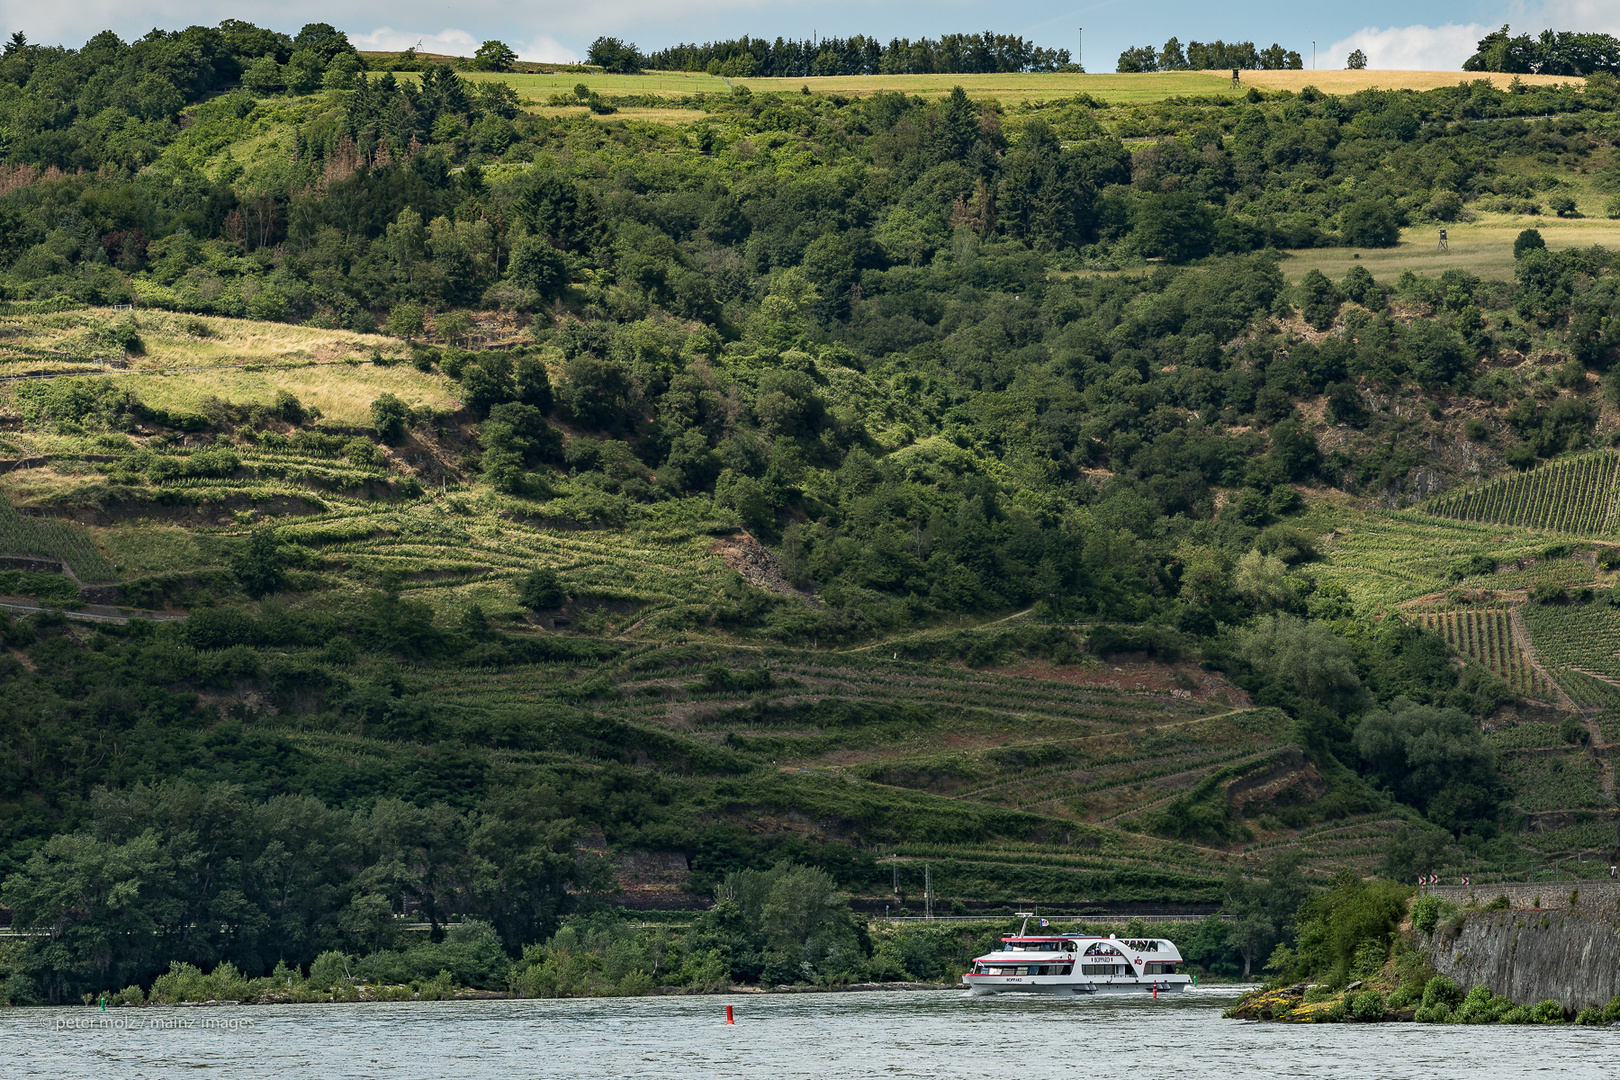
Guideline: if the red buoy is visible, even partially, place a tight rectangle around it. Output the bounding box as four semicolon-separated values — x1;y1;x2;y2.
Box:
726;1005;735;1025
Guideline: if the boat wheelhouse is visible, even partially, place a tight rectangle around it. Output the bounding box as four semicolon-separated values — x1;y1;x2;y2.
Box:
961;915;1191;996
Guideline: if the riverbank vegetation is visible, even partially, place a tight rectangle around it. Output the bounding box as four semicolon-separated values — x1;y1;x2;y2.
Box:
1226;885;1620;1024
39;888;1239;1007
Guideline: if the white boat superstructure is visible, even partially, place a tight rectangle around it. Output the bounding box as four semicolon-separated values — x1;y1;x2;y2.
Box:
961;915;1191;996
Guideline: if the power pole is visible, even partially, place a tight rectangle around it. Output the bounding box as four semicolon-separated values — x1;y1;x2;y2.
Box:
1078;28;1083;73
1312;41;1316;70
925;863;933;919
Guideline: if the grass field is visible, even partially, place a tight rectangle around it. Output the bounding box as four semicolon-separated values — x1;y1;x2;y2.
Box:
0;310;452;427
123;363;458;428
1280;213;1620;283
0;309;396;369
459;70;729;98
455;68;1581;106
528;106;711;124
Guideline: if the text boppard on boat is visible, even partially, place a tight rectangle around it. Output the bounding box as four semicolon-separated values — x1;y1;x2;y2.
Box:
962;914;1190;996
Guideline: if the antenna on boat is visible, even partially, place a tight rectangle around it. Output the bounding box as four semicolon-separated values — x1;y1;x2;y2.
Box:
1015;911;1035;936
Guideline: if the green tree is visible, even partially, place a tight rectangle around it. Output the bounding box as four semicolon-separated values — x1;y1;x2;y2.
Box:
509;237;570;301
436;311;472;345
1232;549;1292;612
322;52;362;90
389;303;425;341
233;527;285;598
1239;613;1370;715
1399;320;1471;387
587;37;642;74
475;40;518;72
1341;199;1400;247
370;393;409;445
1299;269;1340;330
515;355;554;414
242;55;285;94
517;567;566;610
1285;874;1409;985
1353;699;1502;832
556;354;632;431
799;234;856;322
1133;192;1215;262
1513;228;1546;258
292;22;355;64
1224;852;1310;978
284;50;324;94
1346;49;1368;70
461;354;515;418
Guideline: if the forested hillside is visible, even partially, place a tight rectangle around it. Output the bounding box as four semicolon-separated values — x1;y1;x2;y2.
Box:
3;20;1620;1005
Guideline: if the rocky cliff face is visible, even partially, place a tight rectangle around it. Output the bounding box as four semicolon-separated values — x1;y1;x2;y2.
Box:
1424;902;1620;1012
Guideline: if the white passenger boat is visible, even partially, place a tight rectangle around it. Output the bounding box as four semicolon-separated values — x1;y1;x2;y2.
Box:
962;914;1191;996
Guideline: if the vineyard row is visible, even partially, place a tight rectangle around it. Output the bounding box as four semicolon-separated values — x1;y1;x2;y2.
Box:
1422;452;1620;534
1407;607;1552;699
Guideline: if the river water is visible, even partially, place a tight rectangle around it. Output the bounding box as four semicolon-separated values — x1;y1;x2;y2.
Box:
3;986;1616;1078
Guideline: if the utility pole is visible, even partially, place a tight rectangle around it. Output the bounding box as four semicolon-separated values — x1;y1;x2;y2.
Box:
1078;28;1083;73
924;863;933;919
1312;42;1316;70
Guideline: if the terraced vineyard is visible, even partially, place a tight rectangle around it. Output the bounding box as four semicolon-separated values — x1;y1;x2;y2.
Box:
1403;606;1553;698
1552;668;1620;711
1308;508;1558;611
1420;451;1620;534
1497;753;1609;811
0;494;115;581
1520;603;1620;682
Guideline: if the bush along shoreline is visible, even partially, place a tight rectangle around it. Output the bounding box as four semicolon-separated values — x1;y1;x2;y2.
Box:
3;862;1246;1008
1224;889;1620;1026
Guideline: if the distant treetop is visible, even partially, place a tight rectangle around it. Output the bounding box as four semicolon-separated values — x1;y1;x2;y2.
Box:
1116;37;1302;73
640;32;1074;77
1464;25;1620;75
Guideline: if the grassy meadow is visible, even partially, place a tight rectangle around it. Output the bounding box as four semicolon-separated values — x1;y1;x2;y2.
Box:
455;68;1583;107
1280;213;1620;283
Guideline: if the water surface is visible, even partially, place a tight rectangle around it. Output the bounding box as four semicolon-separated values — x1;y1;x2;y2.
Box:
4;987;1617;1078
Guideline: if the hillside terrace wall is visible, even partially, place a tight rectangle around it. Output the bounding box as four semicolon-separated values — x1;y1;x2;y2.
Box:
1428;880;1620;911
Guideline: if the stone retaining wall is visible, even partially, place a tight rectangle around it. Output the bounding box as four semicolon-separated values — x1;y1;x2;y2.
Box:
1428;880;1620;911
1424;905;1620;1012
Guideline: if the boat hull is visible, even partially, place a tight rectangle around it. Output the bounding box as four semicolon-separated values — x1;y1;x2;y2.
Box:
964;980;1189;996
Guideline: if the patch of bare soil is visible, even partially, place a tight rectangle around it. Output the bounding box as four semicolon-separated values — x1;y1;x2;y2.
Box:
984;658;1252;706
711;530;818;605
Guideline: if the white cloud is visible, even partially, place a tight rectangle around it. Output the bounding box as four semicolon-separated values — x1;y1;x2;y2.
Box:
515;35;578;63
346;27;577;63
1527;0;1620;36
1326;23;1490;70
350;27;482;57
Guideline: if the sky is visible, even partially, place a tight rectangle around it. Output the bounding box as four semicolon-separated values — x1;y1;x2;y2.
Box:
5;0;1616;71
